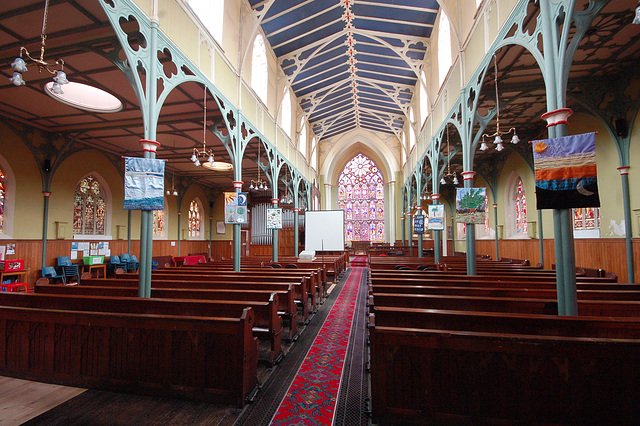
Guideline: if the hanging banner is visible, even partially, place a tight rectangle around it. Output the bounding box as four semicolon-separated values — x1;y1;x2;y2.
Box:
123;157;164;210
428;204;445;230
532;132;600;209
266;207;283;230
413;214;425;234
224;192;248;224
456;187;487;224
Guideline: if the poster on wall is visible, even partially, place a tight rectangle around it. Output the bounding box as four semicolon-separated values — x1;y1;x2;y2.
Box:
123;157;165;210
266;208;283;230
224;192;248;224
532;132;600;209
428;204;445;230
413;214;425;234
456;187;487;224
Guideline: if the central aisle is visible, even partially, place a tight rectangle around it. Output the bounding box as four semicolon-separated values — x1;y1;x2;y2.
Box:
235;266;370;426
270;268;363;425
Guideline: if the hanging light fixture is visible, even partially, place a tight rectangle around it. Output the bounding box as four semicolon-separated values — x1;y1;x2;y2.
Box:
440;125;459;185
248;143;268;191
191;86;216;168
479;55;519;152
166;172;178;196
9;0;68;91
279;178;294;205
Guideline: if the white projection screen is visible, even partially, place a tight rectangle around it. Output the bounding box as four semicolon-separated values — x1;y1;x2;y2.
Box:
304;210;345;252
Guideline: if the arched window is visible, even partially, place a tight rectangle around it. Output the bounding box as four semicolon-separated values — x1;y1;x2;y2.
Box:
515;178;527;235
310;137;317;170
437;12;452;87
337;153;385;242
419;79;429;126
188;0;224;44
153;209;165;238
0;166;5;234
299;120;307;158
188;199;202;238
73;175;106;236
281;88;292;137
484;193;490;235
252;34;268;104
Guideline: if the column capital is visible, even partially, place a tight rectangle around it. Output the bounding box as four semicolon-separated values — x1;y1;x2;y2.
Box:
232;181;243;189
461;171;476;181
140;139;160;153
618;166;630;175
271;198;279;205
541;108;573;127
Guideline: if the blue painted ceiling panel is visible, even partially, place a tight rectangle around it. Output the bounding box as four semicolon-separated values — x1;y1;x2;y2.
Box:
252;0;439;141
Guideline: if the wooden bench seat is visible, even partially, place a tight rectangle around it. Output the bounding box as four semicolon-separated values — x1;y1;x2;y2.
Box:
29;286;283;365
369;306;640;424
0;304;258;407
78;277;306;324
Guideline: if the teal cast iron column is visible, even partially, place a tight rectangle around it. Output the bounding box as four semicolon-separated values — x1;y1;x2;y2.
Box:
139;140;159;298
619;167;635;283
294;207;300;257
272;198;279;263
538;209;544;267
432;193;442;264
177;211;181;256
232;181;243;271
41;191;51;270
462;171;477;275
493;203;499;261
209;214;213;260
127;210;132;255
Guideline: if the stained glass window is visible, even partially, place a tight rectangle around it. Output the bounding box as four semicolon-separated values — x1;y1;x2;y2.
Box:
73;175;106;235
515;177;527;234
189;199;201;238
0;167;5;234
153;210;165;237
338;153;385;242
573;207;600;230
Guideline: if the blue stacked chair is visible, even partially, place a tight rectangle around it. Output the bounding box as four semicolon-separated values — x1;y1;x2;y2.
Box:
108;255;127;275
124;254;140;273
57;256;80;284
42;266;64;284
120;254;132;273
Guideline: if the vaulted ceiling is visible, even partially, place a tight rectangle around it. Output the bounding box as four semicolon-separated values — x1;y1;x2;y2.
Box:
249;0;439;140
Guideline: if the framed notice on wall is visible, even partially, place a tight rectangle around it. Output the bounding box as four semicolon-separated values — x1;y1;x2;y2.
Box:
266;208;283;230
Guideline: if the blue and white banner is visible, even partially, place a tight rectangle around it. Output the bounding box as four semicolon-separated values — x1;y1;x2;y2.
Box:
123;157;165;210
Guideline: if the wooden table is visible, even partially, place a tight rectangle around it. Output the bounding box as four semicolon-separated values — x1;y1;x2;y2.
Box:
83;264;106;278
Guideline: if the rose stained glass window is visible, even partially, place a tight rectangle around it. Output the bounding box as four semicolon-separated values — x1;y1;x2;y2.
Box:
515;178;527;234
73;175;106;235
189;199;201;238
338;153;384;242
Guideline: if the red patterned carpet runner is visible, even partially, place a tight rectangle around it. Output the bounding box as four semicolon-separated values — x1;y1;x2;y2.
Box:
270;267;364;425
350;256;367;267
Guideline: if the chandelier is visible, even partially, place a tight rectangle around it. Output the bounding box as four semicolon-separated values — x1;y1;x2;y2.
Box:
249;143;269;191
191;87;215;168
479;55;519;152
279;178;294;205
9;0;68;93
440;125;459;185
166;172;178;196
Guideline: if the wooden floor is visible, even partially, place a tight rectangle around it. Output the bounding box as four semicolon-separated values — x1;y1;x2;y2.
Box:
0;377;85;425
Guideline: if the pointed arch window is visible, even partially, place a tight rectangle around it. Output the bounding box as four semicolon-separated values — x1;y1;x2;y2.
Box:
252;34;268;104
189;199;202;238
299;120;307;158
153;210;165;238
515;178;527;234
437;12;452;87
73;175;106;236
337;153;385;242
0;167;5;234
187;0;224;44
281;88;292;137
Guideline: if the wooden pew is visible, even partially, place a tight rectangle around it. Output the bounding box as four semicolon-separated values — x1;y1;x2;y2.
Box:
31;285;284;365
369;306;640;424
80;276;308;324
0;304;258;406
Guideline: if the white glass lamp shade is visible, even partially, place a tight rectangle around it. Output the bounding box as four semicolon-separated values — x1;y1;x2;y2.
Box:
511;134;520;144
190;153;198;163
479;141;488;151
496;142;504;151
452;175;459;185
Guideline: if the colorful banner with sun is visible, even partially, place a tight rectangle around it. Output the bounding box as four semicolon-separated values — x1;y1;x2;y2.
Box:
532;132;600;210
